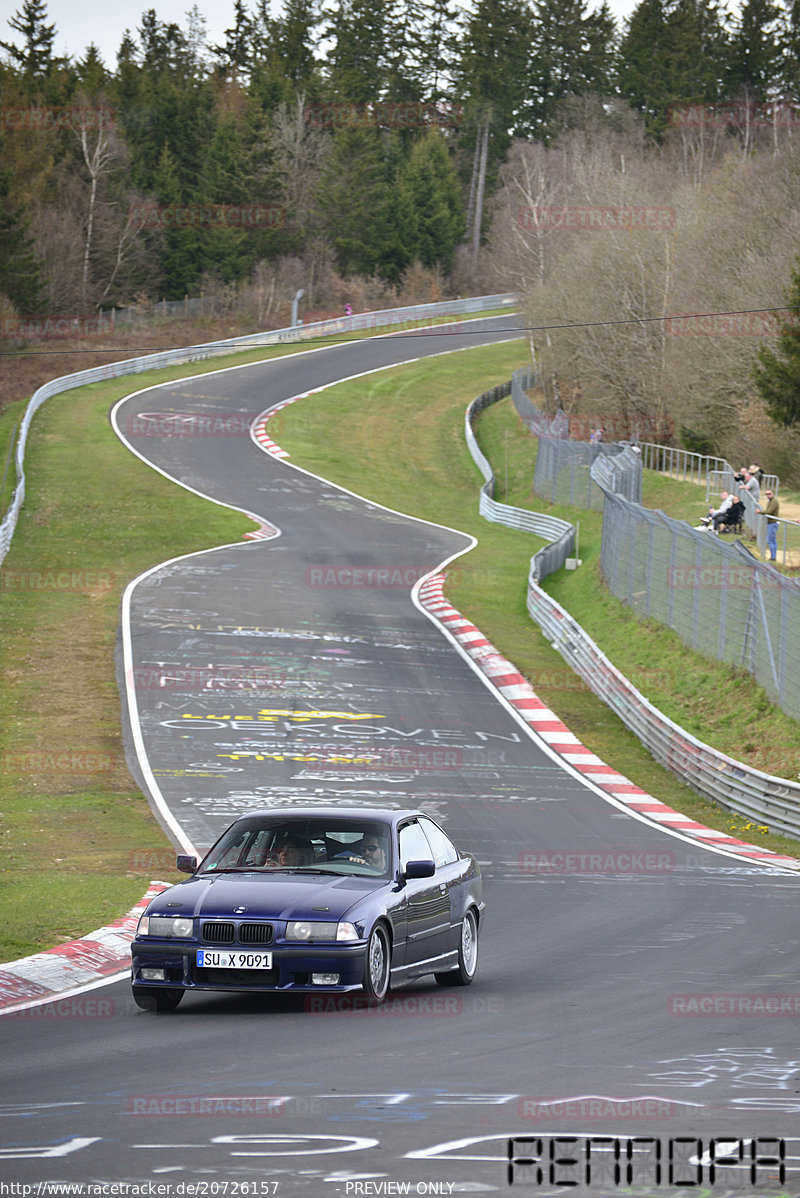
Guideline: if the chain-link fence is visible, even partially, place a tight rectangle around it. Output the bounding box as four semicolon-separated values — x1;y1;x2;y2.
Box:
599;488;800;717
510;365;569;438
533;439;643;509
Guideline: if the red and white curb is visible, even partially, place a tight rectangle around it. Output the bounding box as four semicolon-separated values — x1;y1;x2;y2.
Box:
0;881;168;1014
244;519;279;541
418;573;800;872
252;398;301;459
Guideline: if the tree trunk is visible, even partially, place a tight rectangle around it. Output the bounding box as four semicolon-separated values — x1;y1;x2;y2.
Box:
471;115;490;271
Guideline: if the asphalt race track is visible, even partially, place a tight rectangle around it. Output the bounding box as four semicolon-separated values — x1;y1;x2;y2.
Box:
3;317;800;1197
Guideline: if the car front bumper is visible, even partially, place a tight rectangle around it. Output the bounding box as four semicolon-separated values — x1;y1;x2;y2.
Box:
131;938;368;994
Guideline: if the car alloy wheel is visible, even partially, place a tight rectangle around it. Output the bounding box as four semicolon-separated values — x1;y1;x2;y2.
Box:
435;908;478;987
363;924;390;1002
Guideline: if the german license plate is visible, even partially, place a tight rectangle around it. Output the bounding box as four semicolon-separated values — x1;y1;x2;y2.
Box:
196;949;273;969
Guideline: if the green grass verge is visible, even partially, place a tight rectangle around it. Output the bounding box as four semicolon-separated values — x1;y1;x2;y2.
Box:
273;341;800;860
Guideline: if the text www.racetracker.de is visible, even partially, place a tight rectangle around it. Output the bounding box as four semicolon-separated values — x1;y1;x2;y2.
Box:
0;1187;282;1197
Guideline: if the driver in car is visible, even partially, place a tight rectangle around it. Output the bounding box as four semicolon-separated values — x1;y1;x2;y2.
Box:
355;835;388;872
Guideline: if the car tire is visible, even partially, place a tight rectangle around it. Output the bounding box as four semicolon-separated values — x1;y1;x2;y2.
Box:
362;924;391;1003
435;908;478;987
131;985;184;1012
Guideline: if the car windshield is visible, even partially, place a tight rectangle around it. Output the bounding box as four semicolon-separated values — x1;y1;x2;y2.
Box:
198;817;392;878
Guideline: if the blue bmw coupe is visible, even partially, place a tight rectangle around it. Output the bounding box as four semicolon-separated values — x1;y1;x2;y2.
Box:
131;807;484;1011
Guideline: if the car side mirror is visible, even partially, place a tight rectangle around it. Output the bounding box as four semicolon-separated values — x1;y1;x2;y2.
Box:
403;859;435;880
176;854;197;874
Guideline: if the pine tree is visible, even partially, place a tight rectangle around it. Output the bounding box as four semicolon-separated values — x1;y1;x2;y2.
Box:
725;0;782;99
75;43;108;92
617;0;672;134
395;131;464;270
455;0;532;262
777;0;800;98
316;126;394;274
325;0;400;103
665;0;728;104
274;0;319;86
150;142;201;297
212;0;259;80
0;0;55;92
0;164;44;314
524;0;617;137
751;264;800;426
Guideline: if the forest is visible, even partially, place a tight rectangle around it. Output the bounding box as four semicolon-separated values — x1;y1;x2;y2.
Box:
2;0;800;471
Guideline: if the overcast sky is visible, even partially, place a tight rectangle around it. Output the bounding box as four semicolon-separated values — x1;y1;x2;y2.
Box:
19;0;641;71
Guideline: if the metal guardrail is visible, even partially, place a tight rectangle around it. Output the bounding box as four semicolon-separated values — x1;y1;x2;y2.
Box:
753;513;800;566
0;293;517;568
465;377;574;563
527;583;800;840
465;373;800;840
639;442;729;488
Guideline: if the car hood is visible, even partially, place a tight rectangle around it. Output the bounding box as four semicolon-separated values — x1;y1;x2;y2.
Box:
147;871;387;924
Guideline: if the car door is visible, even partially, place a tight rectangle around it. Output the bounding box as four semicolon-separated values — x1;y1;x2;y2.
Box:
398;819;450;968
418;816;468;953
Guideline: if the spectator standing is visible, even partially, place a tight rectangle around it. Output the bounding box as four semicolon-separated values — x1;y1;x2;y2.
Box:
756;489;780;561
738;469;760;502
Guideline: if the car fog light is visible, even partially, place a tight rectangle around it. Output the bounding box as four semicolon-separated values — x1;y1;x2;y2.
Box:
140;968;166;981
311;973;339;985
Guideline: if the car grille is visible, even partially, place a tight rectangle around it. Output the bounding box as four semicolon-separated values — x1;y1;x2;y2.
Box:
201;921;235;943
200;921;274;945
239;923;274;944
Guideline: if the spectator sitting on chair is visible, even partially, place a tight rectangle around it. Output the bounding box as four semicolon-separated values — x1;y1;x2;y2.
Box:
719;496;744;533
756;488;780;561
700;491;733;531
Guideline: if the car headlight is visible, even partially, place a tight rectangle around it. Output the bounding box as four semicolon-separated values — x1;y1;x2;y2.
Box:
138;915;194;938
285;920;336;941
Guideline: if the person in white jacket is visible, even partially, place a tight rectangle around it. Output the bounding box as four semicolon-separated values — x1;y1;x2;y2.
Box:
700;490;734;532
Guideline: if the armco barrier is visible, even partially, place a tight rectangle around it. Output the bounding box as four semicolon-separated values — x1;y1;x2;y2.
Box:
528;584;800;840
0;293;516;568
466;374;800;839
465;377;573;555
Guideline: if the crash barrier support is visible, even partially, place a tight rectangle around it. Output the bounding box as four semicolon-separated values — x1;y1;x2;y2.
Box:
0;293;516;567
465;375;800;838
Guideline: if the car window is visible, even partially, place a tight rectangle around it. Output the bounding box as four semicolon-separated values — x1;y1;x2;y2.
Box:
419;817;459;866
399;821;435;870
200;818;392;876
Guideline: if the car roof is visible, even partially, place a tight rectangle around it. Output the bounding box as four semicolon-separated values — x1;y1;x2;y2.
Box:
228;807;423;828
